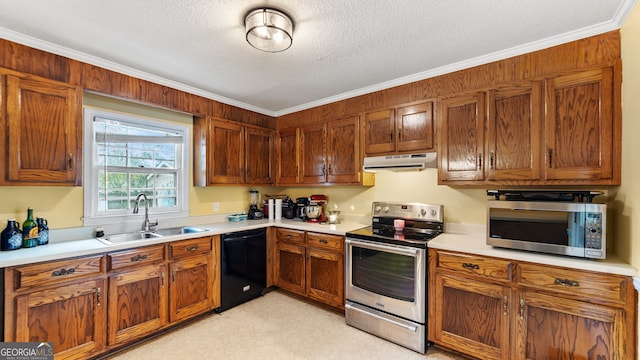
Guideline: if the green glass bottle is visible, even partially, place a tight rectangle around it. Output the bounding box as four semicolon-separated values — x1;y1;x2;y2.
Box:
22;208;38;248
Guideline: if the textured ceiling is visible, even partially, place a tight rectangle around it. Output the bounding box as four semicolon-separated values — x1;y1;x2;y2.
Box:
0;0;635;116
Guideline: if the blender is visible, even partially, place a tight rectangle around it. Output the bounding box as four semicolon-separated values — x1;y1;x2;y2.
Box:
248;189;263;219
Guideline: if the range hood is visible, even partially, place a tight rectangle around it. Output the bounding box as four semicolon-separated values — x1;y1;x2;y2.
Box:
363;153;437;172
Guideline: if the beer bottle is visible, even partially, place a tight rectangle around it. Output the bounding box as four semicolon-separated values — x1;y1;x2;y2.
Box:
22;208;38;248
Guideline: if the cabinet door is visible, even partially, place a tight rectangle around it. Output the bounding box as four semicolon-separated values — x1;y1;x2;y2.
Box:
275;241;306;295
276;127;299;184
326;116;360;184
545;67;615;182
363;108;395;155
516;291;625;360
486;82;542;181
396;102;435;152
107;264;168;345
14;279;106;360
245;127;274;184
300;123;326;184
306;247;344;309
438;92;485;182
431;274;510;360
4;74;81;185
168;254;214;322
208;119;245;184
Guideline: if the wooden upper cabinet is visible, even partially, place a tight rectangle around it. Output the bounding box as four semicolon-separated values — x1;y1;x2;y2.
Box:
245;127;274;184
300;122;326;184
276;127;299;185
208;119;244;184
326;116;360;184
1;73;81;186
485;82;542;181
438;92;485;182
396;102;435;153
545;66;617;183
363;109;395;154
362;101;435;156
194;116;274;186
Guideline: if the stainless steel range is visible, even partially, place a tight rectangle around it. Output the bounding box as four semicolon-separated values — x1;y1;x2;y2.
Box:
345;201;443;353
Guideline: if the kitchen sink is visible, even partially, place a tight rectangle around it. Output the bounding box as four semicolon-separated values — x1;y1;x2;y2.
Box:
97;226;209;245
153;226;209;236
98;231;162;245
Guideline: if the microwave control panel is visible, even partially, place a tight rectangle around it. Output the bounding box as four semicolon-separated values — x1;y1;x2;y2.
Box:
585;212;603;249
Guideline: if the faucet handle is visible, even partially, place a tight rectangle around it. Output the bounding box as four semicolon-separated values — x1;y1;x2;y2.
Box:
149;219;159;230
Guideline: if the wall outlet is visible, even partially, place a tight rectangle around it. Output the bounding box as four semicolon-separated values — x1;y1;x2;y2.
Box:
212;202;220;212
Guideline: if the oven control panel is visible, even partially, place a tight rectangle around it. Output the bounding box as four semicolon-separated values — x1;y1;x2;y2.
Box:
372;201;443;222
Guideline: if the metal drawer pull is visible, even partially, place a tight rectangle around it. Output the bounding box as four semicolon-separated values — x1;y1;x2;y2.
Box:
186;245;199;251
130;254;148;262
51;268;75;277
503;295;508;316
462;263;480;270
554;278;579;287
319;239;328;244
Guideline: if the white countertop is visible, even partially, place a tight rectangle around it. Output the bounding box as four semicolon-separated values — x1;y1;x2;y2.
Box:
429;223;637;277
2;220;637;278
0;219;367;268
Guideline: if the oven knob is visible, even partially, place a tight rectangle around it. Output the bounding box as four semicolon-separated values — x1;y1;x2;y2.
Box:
420;209;427;217
374;205;381;213
383;206;389;213
431;209;437;216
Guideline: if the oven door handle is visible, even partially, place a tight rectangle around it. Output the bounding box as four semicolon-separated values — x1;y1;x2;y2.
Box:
346;302;418;332
345;238;420;256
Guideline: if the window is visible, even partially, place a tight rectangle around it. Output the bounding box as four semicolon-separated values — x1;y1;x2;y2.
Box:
83;107;189;226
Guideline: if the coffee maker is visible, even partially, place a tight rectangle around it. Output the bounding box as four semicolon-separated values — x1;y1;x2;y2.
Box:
294;197;309;221
248;189;263;220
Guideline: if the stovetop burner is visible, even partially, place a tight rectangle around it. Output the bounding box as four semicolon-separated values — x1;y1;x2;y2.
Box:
346;201;444;248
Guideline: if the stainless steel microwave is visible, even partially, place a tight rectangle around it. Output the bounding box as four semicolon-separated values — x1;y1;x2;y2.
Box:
487;200;606;259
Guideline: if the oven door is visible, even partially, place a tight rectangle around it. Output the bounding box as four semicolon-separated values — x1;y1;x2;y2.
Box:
345;237;425;323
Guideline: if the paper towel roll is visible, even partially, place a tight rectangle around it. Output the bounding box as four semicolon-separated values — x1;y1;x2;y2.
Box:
275;199;283;220
268;199;275;220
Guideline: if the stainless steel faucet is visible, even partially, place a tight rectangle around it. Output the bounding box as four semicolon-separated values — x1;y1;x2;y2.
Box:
133;193;158;232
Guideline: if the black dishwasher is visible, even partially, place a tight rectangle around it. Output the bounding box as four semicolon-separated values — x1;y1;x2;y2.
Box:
218;228;267;312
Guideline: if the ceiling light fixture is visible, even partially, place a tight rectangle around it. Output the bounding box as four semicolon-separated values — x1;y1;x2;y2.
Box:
244;8;293;53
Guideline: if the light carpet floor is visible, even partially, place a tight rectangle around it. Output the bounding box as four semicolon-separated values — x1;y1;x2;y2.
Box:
105;290;469;360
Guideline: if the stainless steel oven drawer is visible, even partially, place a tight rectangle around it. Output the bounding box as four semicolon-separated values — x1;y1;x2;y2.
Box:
345;301;425;353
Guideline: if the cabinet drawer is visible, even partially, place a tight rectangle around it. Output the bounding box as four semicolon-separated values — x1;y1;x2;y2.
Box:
518;263;627;305
13;255;104;290
437;251;512;282
169;237;212;259
108;244;165;271
276;228;305;244
306;232;343;251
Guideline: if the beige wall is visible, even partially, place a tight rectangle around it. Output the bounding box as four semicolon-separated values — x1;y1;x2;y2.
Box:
0;11;638;271
618;2;640;270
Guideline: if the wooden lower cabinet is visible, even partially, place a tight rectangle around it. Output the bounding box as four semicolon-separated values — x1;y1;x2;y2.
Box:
516;291;624;360
275;240;306;295
428;248;637;360
14;279;107;360
306;247;344;308
432;273;510;360
169;254;214;322
168;236;217;322
4;236;220;360
274;228;345;309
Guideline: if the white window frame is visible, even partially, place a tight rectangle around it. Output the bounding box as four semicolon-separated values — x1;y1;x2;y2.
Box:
83;107;190;227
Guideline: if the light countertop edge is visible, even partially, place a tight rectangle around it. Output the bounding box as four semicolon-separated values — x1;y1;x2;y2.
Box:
429;225;638;277
0;219;367;268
